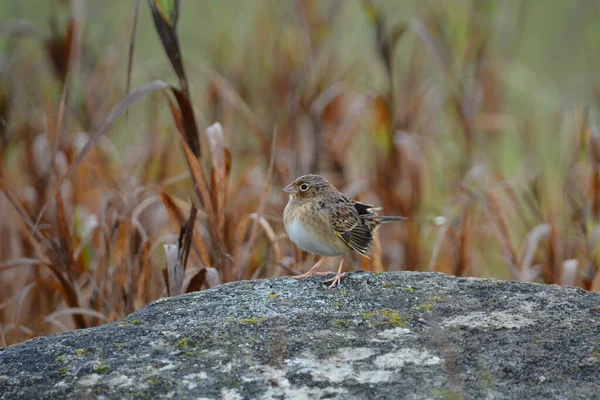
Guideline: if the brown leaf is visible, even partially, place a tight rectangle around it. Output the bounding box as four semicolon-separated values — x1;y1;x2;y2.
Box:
45;16;74;83
135;240;151;308
159;189;186;225
162;267;169;296
159;190;211;267
178;205;197;271
149;0;203;159
179;130;219;242
149;0;185;87
171;88;201;160
185;268;206;293
55;191;74;272
114;220;128;270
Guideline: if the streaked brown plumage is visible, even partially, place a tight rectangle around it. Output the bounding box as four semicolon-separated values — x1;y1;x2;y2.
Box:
283;174;405;288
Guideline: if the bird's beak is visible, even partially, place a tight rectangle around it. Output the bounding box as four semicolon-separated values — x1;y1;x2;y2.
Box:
282;184;296;194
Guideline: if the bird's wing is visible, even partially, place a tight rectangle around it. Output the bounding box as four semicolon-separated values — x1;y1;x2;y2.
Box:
329;200;373;257
353;201;380;217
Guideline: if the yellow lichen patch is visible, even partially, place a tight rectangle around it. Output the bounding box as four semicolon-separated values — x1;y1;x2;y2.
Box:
428;296;445;302
401;287;415;292
360;312;376;319
267;293;278;299
55;356;66;363
93;364;109;373
75;348;87;356
177;337;189;350
381;283;396;288
377;309;406;326
332;319;350;328
240;317;267;324
119;319;144;327
361;309;406;327
414;303;434;312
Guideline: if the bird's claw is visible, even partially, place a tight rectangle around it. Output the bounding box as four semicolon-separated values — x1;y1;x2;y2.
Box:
324;272;347;289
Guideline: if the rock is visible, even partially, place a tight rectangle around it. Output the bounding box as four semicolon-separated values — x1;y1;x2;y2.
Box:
1;271;599;399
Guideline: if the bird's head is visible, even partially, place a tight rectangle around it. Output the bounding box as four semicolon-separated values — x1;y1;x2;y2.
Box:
282;174;329;200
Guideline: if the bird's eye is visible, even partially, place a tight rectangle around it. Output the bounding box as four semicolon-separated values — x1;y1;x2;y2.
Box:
300;183;309;191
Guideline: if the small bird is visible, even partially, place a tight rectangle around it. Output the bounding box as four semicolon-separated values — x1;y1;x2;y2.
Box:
282;174;405;288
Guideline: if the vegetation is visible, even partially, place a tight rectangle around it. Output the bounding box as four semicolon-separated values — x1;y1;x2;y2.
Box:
0;1;599;346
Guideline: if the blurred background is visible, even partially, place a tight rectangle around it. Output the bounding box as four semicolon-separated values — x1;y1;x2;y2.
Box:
1;0;599;346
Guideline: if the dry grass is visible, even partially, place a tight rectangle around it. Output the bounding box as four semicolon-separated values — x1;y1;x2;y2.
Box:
1;0;599;346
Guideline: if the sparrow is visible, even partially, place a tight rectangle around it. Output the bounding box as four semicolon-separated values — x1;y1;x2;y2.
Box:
283;174;405;288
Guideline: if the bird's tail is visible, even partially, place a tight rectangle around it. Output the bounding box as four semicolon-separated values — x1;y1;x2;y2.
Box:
373;216;407;224
366;215;406;232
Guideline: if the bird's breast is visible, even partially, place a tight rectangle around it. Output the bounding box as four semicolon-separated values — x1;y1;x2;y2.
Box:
285;216;348;257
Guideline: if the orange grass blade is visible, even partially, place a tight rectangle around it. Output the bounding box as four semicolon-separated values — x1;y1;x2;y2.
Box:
159;190;211;267
178;205;197;272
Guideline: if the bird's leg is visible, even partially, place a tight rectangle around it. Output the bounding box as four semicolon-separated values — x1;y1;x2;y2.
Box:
324;258;347;289
293;256;332;279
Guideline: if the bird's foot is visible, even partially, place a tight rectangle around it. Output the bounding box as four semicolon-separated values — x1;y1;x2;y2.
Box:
324;272;347;289
323;258;346;289
292;257;330;279
293;270;333;279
